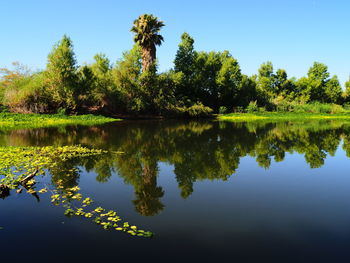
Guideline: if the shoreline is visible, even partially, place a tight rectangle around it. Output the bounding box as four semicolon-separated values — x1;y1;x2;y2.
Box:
217;112;350;122
0;112;119;129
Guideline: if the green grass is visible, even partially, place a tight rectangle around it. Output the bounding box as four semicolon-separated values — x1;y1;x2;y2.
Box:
218;112;350;122
0;112;119;129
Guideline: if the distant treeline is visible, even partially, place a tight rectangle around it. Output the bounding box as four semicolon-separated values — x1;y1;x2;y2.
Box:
1;14;349;117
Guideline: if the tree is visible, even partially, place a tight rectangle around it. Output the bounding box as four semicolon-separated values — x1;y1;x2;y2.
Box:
45;35;78;110
91;53;111;75
238;74;257;107
131;14;164;72
343;76;350;102
324;75;342;103
346;77;350;92
274;69;296;98
193;51;224;109
174;32;196;77
89;53;114;108
306;62;330;102
113;44;143;112
258;61;273;78
174;32;197;102
256;62;275;104
216;52;242;109
307;62;330;82
296;76;312;103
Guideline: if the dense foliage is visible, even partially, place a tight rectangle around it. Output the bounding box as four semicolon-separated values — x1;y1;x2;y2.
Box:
1;14;349;117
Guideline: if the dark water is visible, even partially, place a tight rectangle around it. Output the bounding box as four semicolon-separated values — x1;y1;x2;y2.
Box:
2;120;350;262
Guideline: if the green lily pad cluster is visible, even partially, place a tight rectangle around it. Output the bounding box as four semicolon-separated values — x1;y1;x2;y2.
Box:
51;185;153;237
0;145;106;188
0;145;153;238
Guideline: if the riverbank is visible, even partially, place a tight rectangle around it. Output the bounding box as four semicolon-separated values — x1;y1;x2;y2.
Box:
0;113;119;129
217;112;350;122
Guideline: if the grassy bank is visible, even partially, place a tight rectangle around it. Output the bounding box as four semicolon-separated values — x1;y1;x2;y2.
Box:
218;112;350;122
0;113;119;129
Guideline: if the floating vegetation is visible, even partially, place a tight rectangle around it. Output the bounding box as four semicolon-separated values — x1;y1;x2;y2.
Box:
0;113;119;130
0;145;153;238
218;112;350;122
50;185;152;237
0;145;106;188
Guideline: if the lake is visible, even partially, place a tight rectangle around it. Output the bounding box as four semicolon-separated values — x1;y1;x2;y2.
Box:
1;119;350;262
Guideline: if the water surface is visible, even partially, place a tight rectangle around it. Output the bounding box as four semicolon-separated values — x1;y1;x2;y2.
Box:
1;120;350;262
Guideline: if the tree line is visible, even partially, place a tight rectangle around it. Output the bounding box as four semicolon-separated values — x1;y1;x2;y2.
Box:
1;14;350;116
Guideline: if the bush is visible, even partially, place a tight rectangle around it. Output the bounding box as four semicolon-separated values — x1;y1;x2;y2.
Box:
219;106;227;114
282;102;349;114
292;102;330;113
246;101;259;113
258;106;266;113
343;103;350;111
57;108;67;115
232;106;244;113
165;102;213;118
187;103;213;117
3;73;52;113
330;104;346;114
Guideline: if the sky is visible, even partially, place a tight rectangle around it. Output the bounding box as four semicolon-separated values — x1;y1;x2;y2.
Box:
1;0;349;86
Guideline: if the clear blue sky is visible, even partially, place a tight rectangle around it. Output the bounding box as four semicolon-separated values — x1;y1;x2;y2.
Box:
1;0;349;86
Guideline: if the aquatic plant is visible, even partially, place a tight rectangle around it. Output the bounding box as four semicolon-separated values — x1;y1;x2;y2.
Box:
50;185;152;237
0;145;152;237
218;112;350;122
0;113;118;130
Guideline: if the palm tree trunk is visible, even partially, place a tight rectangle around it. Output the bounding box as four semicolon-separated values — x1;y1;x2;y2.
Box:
141;45;156;72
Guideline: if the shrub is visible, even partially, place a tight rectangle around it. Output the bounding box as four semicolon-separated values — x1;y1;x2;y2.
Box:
233;106;244;113
330;104;346;114
258;106;266;113
4;73;52;113
285;102;349;114
187;103;213;117
57;108;67;115
246;101;259;113
165;102;213;118
219;106;227;114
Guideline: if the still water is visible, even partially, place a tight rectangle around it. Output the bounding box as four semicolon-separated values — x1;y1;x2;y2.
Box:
1;120;350;262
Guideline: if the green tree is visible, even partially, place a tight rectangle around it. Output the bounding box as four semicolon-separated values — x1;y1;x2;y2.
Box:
273;69;296;100
76;65;95;105
192;50;241;111
113;44;143;112
45;35;78;110
308;62;330;81
238;74;257;108
174;32;196;78
256;62;275;105
324;75;342;103
343;76;350;103
131;14;165;72
346;77;350;93
90;54;115;108
258;61;273;78
306;62;330;102
174;32;197;102
92;53;111;74
296;76;311;103
216;52;242;109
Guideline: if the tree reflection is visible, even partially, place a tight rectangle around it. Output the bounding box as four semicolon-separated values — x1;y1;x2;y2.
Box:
1;120;350;214
133;158;164;216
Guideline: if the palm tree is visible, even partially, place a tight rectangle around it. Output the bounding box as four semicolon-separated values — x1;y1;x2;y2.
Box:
131;14;164;72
